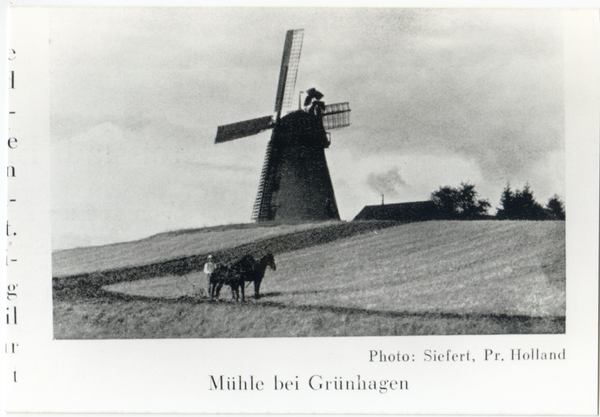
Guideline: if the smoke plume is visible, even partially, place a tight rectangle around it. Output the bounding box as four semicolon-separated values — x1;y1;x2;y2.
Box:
366;168;408;199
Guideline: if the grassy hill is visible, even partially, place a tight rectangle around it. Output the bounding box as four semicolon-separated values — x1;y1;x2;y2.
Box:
53;221;339;277
53;220;565;338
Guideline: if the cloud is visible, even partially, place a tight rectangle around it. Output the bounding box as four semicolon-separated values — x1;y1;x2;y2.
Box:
48;8;567;247
328;149;486;220
51;121;268;249
316;9;564;187
366;168;408;199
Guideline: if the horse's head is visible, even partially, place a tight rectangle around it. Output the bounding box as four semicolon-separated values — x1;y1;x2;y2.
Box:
261;253;276;271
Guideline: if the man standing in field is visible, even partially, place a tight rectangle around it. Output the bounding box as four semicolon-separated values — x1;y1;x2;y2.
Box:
204;255;217;297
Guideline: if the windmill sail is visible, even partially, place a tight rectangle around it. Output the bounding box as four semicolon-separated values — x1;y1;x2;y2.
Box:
322;102;351;130
215;115;274;143
274;29;304;118
214;29;348;224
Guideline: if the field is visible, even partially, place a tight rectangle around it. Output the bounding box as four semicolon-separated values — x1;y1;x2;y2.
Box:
53;220;565;339
53;221;336;277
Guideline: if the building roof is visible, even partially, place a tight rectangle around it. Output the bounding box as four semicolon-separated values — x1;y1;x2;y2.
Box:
353;200;437;222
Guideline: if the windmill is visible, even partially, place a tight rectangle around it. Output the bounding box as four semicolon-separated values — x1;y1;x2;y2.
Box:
215;29;351;222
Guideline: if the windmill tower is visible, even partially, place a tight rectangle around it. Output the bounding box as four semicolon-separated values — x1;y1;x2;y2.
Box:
215;29;351;222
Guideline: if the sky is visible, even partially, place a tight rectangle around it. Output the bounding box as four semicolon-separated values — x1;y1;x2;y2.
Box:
48;8;566;250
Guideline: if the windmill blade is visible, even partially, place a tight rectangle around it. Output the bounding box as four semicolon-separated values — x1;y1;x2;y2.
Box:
215;115;274;144
274;29;304;117
323;102;351;130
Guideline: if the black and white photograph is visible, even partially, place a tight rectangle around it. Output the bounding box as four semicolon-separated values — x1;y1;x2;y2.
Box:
49;8;567;339
4;3;599;415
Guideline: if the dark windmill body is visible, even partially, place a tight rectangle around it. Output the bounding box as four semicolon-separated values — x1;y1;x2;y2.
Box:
215;29;351;223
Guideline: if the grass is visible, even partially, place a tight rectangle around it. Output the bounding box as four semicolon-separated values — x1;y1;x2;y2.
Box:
53;221;339;277
54;296;563;339
53;220;565;339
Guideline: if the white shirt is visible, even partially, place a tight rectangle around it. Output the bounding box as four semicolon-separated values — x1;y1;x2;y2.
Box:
204;261;216;274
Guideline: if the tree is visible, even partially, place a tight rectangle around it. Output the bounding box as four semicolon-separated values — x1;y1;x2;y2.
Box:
545;194;565;220
496;184;515;219
430;186;459;219
513;183;547;220
497;183;547;220
457;182;491;219
430;182;490;220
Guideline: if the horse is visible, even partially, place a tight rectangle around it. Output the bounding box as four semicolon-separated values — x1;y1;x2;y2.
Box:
210;253;276;302
236;253;277;299
208;265;242;301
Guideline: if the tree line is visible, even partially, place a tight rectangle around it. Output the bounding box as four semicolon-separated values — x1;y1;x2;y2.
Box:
430;182;565;220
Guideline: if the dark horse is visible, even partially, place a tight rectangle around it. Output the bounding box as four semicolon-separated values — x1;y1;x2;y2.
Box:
209;253;276;301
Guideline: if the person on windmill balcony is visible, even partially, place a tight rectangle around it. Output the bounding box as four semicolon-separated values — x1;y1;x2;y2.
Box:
304;87;325;116
203;255;217;297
